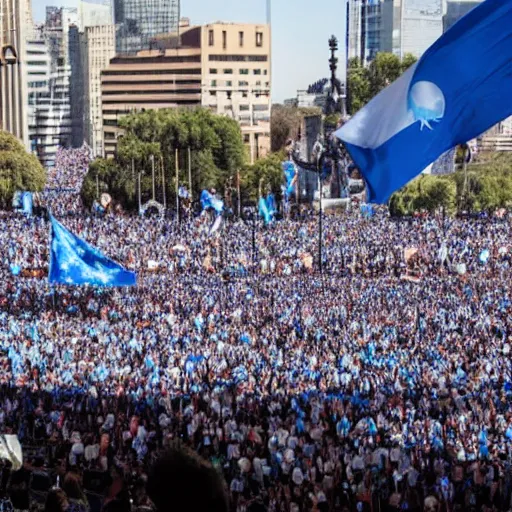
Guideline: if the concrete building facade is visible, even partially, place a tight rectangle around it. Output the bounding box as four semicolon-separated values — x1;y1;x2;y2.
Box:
0;0;29;146
196;22;271;163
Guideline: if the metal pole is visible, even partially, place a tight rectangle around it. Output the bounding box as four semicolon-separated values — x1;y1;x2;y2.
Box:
151;155;156;201
462;144;469;210
252;211;256;271
138;172;141;213
318;174;323;274
237;169;241;218
161;155;166;209
175;148;180;223
188;147;192;202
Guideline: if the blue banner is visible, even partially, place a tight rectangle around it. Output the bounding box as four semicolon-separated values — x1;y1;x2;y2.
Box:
335;0;512;203
200;189;224;214
49;215;137;287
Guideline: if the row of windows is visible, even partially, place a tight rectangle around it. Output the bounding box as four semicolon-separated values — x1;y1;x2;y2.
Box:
209;55;268;62
110;55;201;65
103;69;201;77
103;89;200;96
210;68;268;76
209;29;264;49
102;99;199;106
211;80;269;87
103;80;201;86
209;90;270;99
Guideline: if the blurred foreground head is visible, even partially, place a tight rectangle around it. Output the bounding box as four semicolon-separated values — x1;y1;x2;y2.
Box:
147;442;229;512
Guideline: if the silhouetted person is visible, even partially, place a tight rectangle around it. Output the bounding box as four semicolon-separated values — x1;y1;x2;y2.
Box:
147;442;229;512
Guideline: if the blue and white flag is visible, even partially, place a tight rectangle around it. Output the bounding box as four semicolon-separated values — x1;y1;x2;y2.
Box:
200;189;224;214
336;0;512;203
49;215;137;287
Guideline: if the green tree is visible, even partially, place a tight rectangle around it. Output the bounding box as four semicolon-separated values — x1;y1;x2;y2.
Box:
347;53;417;115
270;105;322;152
0;131;45;209
242;151;285;202
347;58;370;115
82;108;246;210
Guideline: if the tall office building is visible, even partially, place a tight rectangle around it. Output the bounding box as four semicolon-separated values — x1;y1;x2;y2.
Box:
79;25;116;155
0;0;29;145
347;0;443;65
114;0;180;54
80;0;113;29
26;7;76;168
443;1;482;32
26;26;53;164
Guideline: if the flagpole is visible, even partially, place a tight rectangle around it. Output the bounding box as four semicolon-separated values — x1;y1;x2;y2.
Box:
237;169;241;217
161;155;166;210
175;148;180;223
188;147;192;202
151;155;156;201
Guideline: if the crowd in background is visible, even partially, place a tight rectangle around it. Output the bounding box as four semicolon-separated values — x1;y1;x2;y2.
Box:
1;148;512;512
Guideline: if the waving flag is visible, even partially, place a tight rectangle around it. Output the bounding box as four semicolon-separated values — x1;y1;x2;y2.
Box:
200;190;224;214
49;216;136;286
282;161;297;200
336;0;512;203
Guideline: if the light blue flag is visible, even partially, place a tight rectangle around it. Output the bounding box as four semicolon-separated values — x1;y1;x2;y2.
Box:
258;197;272;225
335;0;512;203
282;161;297;200
200;189;224;214
49;215;137;286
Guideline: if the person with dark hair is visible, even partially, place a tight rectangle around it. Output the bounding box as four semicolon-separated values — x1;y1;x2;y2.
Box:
45;488;69;512
62;472;89;512
146;443;229;512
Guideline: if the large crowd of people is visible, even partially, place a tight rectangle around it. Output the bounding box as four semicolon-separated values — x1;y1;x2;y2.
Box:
0;150;511;511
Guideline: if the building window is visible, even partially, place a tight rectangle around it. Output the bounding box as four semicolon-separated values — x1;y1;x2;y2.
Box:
242;92;248;98
224;69;233;74
240;69;249;75
227;91;232;100
211;80;217;87
256;32;263;47
239;81;249;87
226;81;232;87
264;69;268;75
210;90;216;96
210;68;218;74
240;105;250;111
209;29;214;46
239;31;244;47
256;81;261;86
222;31;227;50
253;69;261;75
244;134;250;143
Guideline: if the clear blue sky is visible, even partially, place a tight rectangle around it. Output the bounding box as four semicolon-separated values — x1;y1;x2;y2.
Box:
32;0;347;102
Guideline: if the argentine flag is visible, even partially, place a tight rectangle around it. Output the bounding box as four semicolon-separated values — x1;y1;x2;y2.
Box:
336;0;512;203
